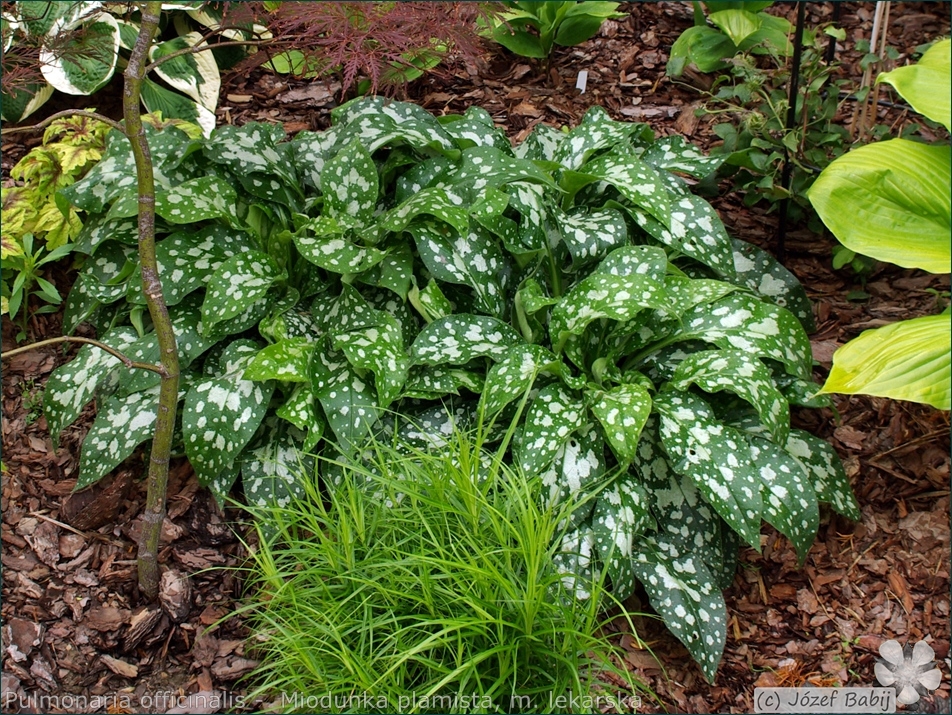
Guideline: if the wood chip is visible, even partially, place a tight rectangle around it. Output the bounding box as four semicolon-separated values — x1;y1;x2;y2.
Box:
100;654;138;678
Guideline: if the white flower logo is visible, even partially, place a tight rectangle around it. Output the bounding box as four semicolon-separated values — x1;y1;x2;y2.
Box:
875;639;943;705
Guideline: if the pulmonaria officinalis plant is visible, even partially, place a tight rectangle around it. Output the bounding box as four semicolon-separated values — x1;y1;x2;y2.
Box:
44;96;858;680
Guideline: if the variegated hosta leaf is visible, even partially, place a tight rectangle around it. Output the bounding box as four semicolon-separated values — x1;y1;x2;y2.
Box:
242;428;311;509
409;220;507;316
402;365;484;400
322;140;378;224
155;175;237;224
244;338;314;382
654;391;763;549
381;187;471;238
579;151;672;227
729;238;816;332
201;251;284;329
517;383;585;476
632;534;726;683
41;12;119;96
675;293;813;379
43;326;140;447
669;349;789;445
554;106;643;170
589;383;652;464
480;344;560;419
642;135;726;178
77;386;164;488
311;343;380;455
514;122;566;162
550;272;669;353
149;32;220;112
747;434;819;563
553;526;598;600
332;312;409;408
184;344;274;485
785;429;861;520
453;146;557;190
555;207;628;269
204;122;288;177
294;230;386;275
410;314;522;366
591;478;653;600
628;194;736;278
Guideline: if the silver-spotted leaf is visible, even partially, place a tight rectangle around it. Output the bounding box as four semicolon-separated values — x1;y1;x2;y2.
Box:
410;315;522;366
580;150;672;227
590;383;652;464
785;429;860;520
201;251;283;329
556;207;628;269
480;344;560;419
730;238;815;332
332;311;409;408
155;175;237;224
244;338;314;383
592;477;653;600
517;383;585;476
322;140;378;224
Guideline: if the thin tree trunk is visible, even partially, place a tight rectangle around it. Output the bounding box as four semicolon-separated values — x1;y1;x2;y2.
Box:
123;1;181;600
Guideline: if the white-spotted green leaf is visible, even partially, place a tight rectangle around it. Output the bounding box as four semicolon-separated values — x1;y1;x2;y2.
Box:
149;32;220;111
442;113;509;151
747;433;819;563
514;122;565;162
556;207;628;269
408;220;507;316
184;345;273;485
480;344;560;419
402;365;484;400
628;194;736;278
550;272;669;353
540;424;604;534
590;383;652;464
595;245;669;281
207;461;241;510
674;293;813;379
244;338;314;383
730;238;815;332
394;403;476;452
381;187;471;238
553;526;598;600
276;383;317;430
332;312;409;408
290;124;343;190
592;477;653;600
311;344;380;455
319;284;379;334
785;429;860;520
155;175;237;224
654;391;763;549
77;386;163;488
395;155;458;203
453;146;557;190
409;280;453;323
74;215;138;253
669;349;789;445
242;427;310;509
517;383;585;476
201;251;283;329
43;326;140;447
642;135;726;178
504;181;548;253
57;130;136;213
662;275;739;316
580;151;672;227
554;106;642;170
410;315;522;366
322;140;378;224
294;230;386;275
632;535;726;683
204;122;288;177
40;12;119;96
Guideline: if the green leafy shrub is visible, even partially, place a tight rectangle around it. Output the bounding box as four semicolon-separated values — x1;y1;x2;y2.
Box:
239;428;647;713
486;1;625;59
808;39;951;410
0;1;266;133
45;97;857;679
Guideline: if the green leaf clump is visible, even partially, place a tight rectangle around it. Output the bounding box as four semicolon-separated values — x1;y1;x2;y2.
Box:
48;96;856;681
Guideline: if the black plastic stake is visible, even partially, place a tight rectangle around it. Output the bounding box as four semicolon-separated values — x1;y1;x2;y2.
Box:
774;1;807;264
825;1;843;65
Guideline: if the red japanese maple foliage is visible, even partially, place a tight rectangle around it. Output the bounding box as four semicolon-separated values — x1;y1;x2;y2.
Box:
237;2;496;96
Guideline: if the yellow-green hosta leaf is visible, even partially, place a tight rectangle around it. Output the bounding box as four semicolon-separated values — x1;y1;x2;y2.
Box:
707;9;762;47
877;39;950;132
818;313;951;410
807;140;951;274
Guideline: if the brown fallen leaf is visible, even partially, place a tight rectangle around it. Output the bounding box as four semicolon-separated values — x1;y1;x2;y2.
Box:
100;654;138;678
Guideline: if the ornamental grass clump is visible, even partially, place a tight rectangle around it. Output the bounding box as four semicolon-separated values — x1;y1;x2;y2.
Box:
42;96;859;677
236;430;647;714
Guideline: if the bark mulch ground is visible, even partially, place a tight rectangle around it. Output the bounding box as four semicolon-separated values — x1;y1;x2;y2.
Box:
2;3;950;713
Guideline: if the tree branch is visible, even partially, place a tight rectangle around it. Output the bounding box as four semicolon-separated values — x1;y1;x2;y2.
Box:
0;109;124;136
1;336;167;376
145;37;268;74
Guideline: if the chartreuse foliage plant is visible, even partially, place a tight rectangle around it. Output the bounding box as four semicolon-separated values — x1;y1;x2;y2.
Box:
808;39;951;411
45;97;858;679
486;1;625;59
238;429;649;713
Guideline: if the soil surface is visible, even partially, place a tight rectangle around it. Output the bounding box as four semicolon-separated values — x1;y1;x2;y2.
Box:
2;3;950;714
